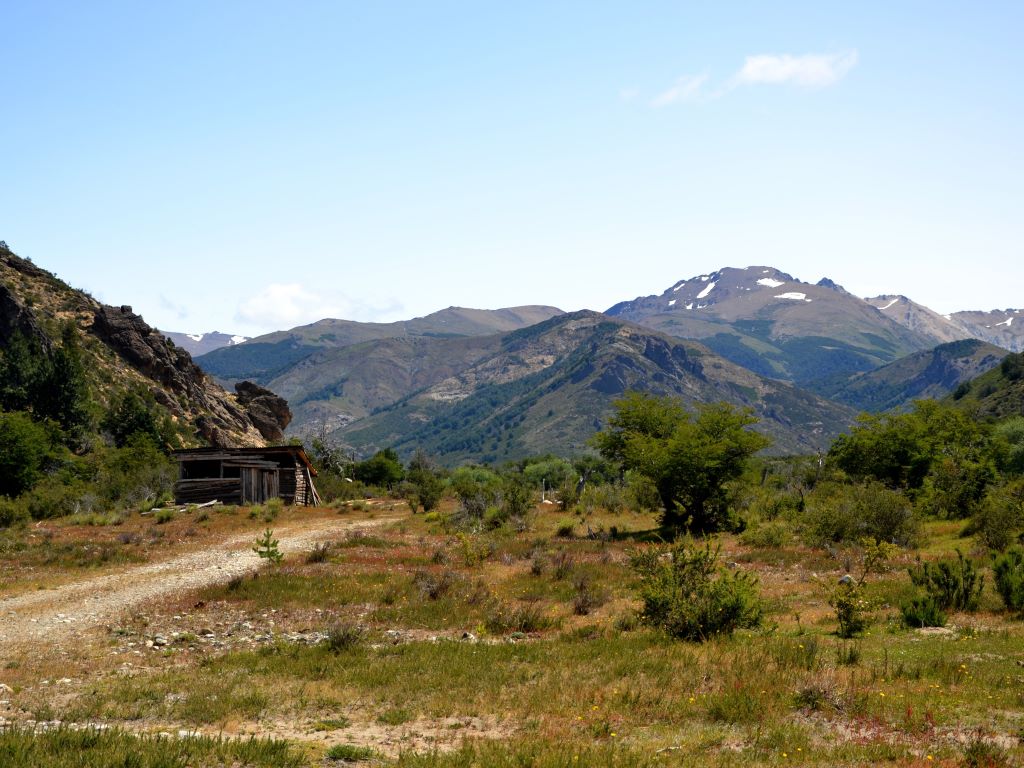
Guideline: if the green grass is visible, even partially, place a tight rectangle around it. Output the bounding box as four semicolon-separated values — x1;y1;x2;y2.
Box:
9;509;1024;766
0;726;306;768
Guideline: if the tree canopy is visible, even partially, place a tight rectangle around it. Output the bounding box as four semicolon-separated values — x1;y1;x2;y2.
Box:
593;393;770;533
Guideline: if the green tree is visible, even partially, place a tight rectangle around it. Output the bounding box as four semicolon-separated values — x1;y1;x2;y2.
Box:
829;401;992;496
352;448;404;489
594;393;770;533
34;323;93;441
101;388;164;448
405;450;445;512
0;411;53;497
0;332;48;413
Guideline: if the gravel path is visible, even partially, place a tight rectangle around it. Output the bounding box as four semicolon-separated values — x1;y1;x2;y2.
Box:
0;514;399;648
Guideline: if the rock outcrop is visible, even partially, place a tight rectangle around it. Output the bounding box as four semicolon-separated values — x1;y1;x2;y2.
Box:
234;381;292;442
0;282;52;353
90;304;266;447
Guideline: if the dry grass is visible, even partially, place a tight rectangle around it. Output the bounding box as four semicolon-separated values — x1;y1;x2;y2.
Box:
2;501;1022;767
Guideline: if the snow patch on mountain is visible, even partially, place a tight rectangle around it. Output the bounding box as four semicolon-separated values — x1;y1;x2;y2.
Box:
187;334;203;342
775;292;810;302
879;298;900;311
757;278;785;288
696;282;716;300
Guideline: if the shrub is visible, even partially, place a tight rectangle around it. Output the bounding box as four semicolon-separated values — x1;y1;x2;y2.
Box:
740;521;789;548
324;623;365;652
827;538;896;638
413;569;456;600
555;520;575;538
550;550;574;580
908;551;984;611
630;540;763;641
961;731;1012;768
306;542;332;564
830;583;871;638
571;574;607;616
456;533;493;567
992;547;1024;614
971;480;1024;551
901;594;947;628
578;483;624;515
799;481;918;547
0;497;28;528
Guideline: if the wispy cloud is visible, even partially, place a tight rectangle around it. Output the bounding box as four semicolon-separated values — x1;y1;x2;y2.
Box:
235;283;403;332
650;74;708;107
159;294;189;321
732;50;858;88
643;50;857;108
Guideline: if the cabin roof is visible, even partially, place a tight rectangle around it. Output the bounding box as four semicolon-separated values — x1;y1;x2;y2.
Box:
172;445;317;475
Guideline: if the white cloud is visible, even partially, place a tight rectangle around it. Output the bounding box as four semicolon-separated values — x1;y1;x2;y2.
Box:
235;283;344;330
235;283;406;332
650;74;708;107
733;51;858;88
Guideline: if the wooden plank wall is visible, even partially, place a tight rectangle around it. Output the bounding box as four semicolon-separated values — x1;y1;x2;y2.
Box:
173;478;242;505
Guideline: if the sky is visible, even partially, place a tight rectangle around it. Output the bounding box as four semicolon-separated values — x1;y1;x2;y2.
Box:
2;1;1022;337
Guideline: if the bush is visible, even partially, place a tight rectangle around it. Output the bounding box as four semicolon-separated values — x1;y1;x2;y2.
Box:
901;594;947;628
740;521;789;548
829;583;871;638
571;574;607;616
306;542;332;564
413;569;457;600
799;481;918;547
629;540;763;641
0;497;28;528
450;466;504;528
992;547;1024;615
971;480;1024;551
908;551;984;611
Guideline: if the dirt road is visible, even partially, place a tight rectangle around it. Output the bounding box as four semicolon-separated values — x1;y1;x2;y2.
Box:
0;514;400;649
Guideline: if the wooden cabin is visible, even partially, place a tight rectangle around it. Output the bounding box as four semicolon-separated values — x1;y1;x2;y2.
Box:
172;446;320;506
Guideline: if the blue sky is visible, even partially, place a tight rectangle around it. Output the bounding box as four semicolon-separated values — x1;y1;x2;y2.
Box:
2;2;1021;336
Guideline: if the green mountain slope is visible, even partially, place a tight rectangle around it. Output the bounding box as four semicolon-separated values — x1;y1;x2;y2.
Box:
333;311;856;464
820;339;1008;412
949;351;1024;419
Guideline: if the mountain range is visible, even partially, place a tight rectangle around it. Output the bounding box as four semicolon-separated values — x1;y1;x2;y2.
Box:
191;264;1018;461
5;243;1019;464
